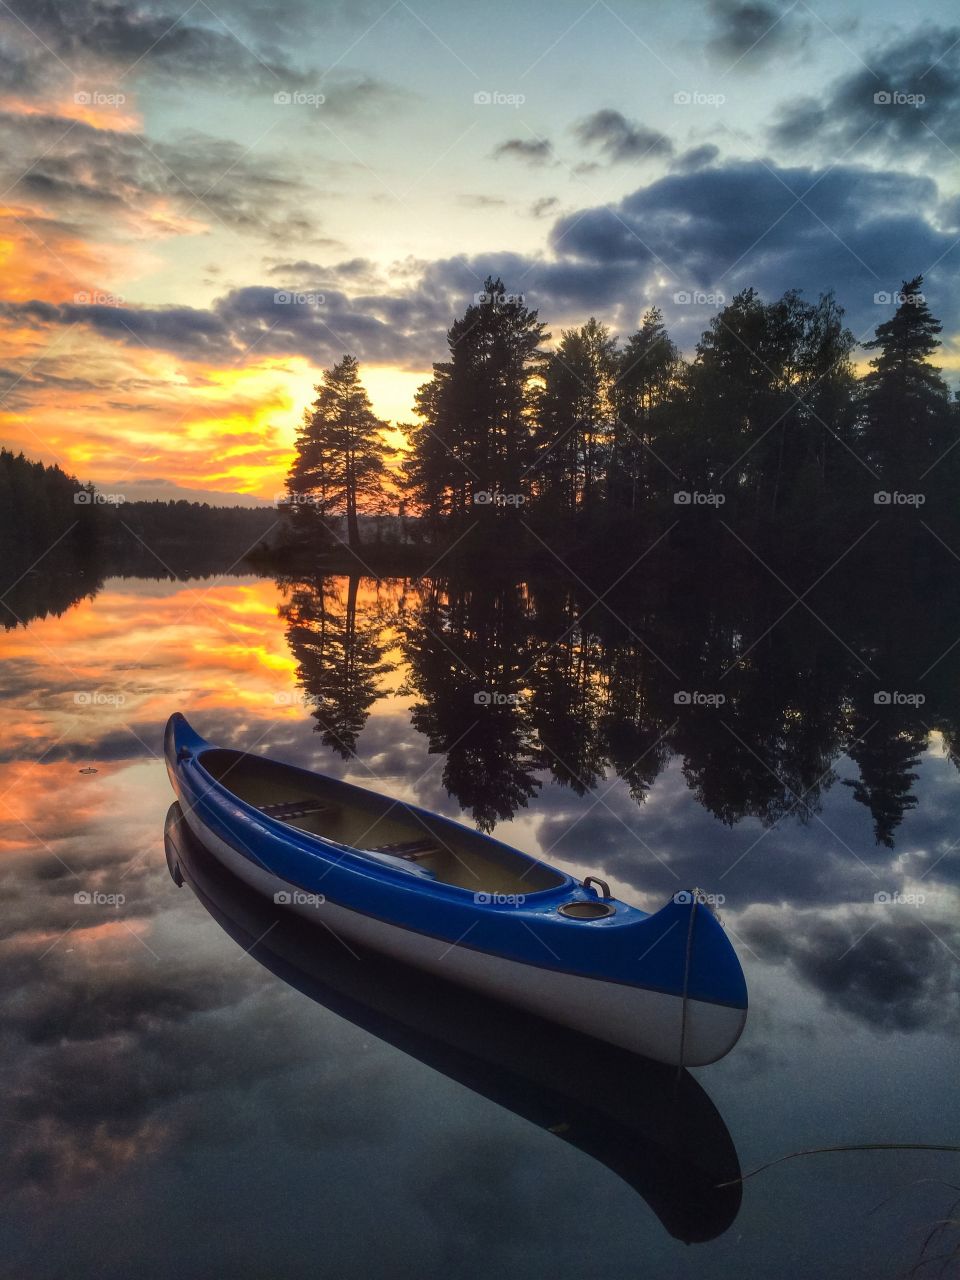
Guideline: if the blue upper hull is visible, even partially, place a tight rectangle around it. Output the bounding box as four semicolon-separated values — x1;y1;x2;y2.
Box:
164;713;748;1014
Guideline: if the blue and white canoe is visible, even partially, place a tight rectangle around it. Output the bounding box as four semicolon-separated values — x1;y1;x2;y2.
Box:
164;713;748;1066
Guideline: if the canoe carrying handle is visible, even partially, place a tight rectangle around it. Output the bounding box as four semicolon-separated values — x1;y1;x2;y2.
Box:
583;876;611;899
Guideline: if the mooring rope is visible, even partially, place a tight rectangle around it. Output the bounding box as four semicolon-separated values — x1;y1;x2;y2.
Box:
677;891;699;1076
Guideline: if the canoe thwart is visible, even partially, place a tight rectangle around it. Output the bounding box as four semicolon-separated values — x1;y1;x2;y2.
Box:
258;799;335;821
369;838;439;861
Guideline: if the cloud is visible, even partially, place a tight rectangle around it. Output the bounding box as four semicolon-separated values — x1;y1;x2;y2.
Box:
740;902;960;1032
670;143;720;173
0;111;333;246
546;160;960;341
573;110;674;163
706;0;809;66
492;138;554;165
4;159;959;372
770;25;960;159
530;196;560;218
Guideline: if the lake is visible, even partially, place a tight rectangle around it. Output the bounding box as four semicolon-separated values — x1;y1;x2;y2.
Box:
1;566;958;1279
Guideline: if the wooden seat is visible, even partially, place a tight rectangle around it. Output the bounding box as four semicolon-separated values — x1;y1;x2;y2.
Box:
258;799;333;821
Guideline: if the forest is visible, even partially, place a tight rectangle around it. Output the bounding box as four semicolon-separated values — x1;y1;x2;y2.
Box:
284;273;959;567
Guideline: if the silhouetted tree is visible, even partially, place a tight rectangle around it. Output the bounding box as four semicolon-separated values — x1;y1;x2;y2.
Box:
859;276;954;490
402;279;548;532
608;308;682;514
533;317;617;521
287;355;393;550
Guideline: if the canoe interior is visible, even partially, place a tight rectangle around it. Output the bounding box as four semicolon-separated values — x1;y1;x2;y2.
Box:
199;749;566;895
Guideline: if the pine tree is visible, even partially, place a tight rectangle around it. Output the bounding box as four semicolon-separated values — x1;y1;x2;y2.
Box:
860;276;952;487
402;278;547;530
609;308;681;513
287;355;393;551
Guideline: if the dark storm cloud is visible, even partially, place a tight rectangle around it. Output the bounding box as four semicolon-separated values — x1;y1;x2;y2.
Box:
770;25;960;158
706;0;809;65
492;138;554;165
548;160;958;340
573;110;674;163
740;903;960;1032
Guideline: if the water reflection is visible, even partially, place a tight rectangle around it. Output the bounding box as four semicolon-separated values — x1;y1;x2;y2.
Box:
275;566;960;848
164;802;742;1243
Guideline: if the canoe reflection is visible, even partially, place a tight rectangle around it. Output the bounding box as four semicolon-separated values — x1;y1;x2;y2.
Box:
164;802;741;1243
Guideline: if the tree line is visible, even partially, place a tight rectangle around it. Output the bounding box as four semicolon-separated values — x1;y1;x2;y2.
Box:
285;274;959;559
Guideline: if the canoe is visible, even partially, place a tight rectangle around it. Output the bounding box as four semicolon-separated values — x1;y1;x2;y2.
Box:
164;713;748;1065
164;800;742;1242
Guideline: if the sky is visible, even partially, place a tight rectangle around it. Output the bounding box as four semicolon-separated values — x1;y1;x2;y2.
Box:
1;0;960;501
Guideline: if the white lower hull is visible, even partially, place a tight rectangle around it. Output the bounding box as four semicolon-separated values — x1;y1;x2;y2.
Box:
181;807;745;1066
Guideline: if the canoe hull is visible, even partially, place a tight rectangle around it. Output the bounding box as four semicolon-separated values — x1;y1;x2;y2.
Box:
177;798;746;1065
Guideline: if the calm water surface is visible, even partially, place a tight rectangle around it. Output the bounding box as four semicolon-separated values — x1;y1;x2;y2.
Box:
1;570;958;1279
